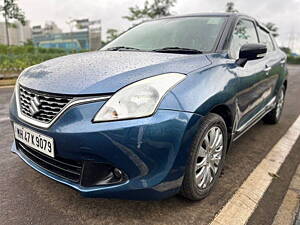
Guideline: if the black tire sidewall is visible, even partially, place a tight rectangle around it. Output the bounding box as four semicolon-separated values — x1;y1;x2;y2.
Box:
181;113;228;200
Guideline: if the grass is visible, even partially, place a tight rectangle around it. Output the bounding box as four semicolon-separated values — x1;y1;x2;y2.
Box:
287;56;300;64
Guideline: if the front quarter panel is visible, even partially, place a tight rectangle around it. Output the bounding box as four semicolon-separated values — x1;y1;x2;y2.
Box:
160;54;238;117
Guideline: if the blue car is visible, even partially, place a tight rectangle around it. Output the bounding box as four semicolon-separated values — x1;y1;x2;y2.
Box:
9;13;287;200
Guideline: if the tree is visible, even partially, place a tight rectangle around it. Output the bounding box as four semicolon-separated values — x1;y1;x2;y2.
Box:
224;2;279;38
225;2;239;13
106;29;119;43
265;22;279;37
0;0;26;45
123;0;176;22
23;39;34;46
280;47;291;55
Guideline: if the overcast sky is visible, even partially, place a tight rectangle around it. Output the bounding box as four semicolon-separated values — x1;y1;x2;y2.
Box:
3;0;300;52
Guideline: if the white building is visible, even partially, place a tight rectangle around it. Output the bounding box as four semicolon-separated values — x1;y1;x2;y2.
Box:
0;20;32;45
32;21;62;36
89;27;102;50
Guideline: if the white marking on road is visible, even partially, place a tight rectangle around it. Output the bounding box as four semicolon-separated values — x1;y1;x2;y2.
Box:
0;117;9;123
210;115;300;225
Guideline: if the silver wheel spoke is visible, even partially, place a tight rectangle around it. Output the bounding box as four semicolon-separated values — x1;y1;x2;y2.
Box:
196;157;207;170
198;167;208;188
198;146;206;158
211;154;221;164
209;128;217;148
196;166;206;184
276;89;284;119
210;128;220;149
213;133;223;152
204;167;212;187
210;155;221;173
203;135;210;149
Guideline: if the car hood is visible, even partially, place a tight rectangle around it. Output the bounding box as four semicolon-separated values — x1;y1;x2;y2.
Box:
19;51;211;95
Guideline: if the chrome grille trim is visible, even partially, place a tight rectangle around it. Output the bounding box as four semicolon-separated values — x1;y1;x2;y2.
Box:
19;86;72;123
15;83;111;129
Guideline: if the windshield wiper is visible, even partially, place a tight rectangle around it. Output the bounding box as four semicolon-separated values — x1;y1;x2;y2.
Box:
151;47;203;54
105;46;142;51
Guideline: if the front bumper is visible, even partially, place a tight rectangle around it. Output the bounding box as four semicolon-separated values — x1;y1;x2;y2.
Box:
9;92;203;200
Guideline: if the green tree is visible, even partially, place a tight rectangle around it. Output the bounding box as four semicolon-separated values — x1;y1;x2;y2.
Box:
265;22;279;37
106;28;119;43
23;39;34;46
225;2;239;13
280;47;291;55
123;0;176;22
225;2;279;38
0;0;26;46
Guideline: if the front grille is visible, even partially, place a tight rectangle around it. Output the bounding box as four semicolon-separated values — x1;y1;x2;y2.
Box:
19;86;72;123
17;141;83;183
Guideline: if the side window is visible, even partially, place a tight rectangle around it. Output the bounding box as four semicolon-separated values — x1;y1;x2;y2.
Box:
257;27;275;52
270;35;278;49
230;19;259;59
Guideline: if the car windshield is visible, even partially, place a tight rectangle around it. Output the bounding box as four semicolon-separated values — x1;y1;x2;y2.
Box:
102;16;227;53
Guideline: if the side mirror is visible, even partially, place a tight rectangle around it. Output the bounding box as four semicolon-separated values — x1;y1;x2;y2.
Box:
236;43;267;67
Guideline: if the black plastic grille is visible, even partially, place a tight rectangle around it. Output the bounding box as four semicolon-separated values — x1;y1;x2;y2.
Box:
19;86;72;123
17;141;83;183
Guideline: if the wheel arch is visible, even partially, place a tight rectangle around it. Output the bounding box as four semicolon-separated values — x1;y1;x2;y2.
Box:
283;79;287;92
209;104;235;150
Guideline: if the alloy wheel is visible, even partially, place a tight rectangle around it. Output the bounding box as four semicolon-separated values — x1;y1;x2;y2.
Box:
276;89;284;119
195;126;224;189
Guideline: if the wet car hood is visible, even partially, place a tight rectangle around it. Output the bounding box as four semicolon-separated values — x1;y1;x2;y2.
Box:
19;51;211;95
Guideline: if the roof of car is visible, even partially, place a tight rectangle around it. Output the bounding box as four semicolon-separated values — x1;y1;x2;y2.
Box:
158;12;250;19
154;13;270;33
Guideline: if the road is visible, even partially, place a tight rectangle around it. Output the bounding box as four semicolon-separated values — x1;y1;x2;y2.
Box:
1;65;300;225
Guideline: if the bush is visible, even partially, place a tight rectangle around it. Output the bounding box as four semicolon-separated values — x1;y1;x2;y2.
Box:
0;44;67;55
0;53;67;72
0;44;82;73
287;56;300;64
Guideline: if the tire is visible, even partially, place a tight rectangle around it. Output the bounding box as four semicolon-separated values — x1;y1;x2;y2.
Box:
180;113;228;201
263;86;285;124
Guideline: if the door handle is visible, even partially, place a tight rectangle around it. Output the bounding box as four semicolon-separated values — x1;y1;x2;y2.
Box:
264;65;271;75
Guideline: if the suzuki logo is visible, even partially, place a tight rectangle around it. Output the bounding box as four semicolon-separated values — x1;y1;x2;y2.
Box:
29;96;41;116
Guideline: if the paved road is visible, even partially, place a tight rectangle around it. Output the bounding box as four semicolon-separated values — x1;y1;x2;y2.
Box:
1;65;300;225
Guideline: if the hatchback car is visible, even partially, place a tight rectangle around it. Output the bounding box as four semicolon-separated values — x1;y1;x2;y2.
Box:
9;13;288;200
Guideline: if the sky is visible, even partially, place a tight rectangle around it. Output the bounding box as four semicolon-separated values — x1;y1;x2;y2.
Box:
2;0;300;52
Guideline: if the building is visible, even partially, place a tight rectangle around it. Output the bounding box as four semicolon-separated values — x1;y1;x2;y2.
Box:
31;25;43;36
0;20;32;45
89;27;102;50
32;21;62;36
32;20;101;51
33;31;90;51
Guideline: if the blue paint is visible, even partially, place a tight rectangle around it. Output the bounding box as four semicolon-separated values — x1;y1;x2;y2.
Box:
9;13;288;200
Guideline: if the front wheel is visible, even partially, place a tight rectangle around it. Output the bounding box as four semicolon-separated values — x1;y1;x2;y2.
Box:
263;86;285;124
180;113;227;201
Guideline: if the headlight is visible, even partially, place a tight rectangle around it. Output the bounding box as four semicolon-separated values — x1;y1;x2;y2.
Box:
93;73;186;122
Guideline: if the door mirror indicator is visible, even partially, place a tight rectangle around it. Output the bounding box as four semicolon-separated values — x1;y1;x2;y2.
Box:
236;44;267;67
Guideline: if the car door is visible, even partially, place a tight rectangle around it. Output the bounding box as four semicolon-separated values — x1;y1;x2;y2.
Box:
257;25;283;103
228;18;270;132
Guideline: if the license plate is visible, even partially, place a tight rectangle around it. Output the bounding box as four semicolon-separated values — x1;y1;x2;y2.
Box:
14;123;55;158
